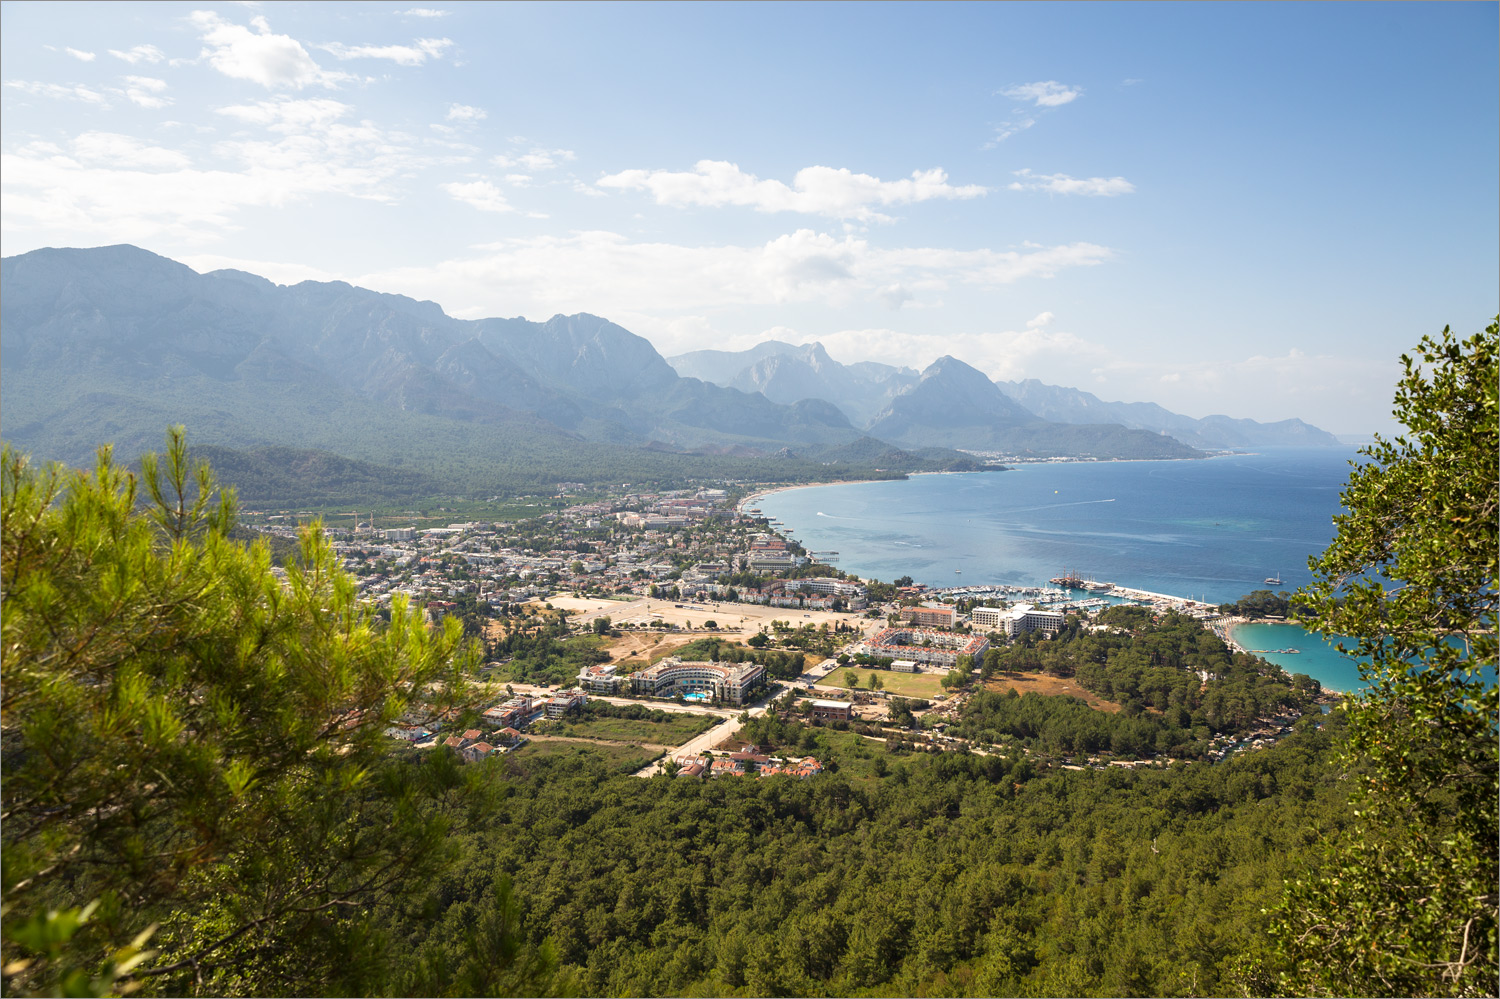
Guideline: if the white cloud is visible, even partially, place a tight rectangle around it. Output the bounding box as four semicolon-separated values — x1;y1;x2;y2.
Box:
217;96;353;131
1;101;461;244
493;146;575;172
402;7;450;16
174;252;343;285
597;161;987;221
319;37;453;65
1026;311;1055;329
65;48;96;62
1001;80;1082;107
189;11;348;89
121;75;172;109
3;80;109;105
445;103;486;122
1009;169;1135;197
810;325;1110;383
355;229;1112;321
109;44;166;65
70;131;192;169
441;179;513;213
984;117;1035;147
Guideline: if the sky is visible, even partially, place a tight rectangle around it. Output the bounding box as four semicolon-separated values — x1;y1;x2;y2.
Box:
2;2;1496;436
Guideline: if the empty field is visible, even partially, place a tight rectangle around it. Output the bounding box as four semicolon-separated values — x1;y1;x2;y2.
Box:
983;672;1122;713
831;666;947;698
540;711;721;746
507;738;661;773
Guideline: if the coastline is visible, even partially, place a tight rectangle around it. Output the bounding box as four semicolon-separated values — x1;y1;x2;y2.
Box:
737;478;883;516
1225;618;1356;695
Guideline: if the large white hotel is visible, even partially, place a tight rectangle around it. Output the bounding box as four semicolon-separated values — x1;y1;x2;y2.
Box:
578;658;767;706
860;627;990;667
970;603;1066;637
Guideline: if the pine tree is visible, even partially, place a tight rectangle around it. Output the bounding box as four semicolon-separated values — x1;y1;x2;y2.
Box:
1262;322;1498;996
1;430;485;996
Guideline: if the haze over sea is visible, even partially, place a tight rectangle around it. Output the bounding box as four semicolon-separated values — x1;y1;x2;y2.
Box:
756;446;1370;692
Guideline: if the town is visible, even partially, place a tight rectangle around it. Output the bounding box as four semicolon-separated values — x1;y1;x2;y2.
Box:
240;482;1328;778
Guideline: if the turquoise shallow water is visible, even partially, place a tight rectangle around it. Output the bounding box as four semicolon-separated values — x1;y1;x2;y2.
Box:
1228;621;1365;694
755;446;1375;691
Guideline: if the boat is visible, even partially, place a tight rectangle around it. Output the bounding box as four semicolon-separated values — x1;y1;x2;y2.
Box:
1265;573;1283;585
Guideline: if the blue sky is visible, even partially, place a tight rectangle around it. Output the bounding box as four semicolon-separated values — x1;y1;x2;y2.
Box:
3;1;1496;435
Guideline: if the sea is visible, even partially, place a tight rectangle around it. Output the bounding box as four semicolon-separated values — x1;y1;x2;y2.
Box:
754;447;1373;693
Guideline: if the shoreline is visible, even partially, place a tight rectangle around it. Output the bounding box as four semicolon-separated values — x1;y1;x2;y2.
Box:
737;478;883;516
1224;618;1356;696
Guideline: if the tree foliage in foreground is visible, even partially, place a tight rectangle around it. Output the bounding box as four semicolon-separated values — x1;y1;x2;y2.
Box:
0;431;507;996
378;726;1348;998
1261;320;1499;997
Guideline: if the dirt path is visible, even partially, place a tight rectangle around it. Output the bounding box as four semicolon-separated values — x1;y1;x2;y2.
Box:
603;631;704;665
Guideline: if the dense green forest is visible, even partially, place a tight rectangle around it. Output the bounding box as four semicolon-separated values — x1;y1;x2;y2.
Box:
979;607;1323;726
369;725;1350;998
1215;589;1303;620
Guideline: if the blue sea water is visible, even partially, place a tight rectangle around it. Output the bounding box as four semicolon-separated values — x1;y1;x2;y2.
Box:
755;447;1372;691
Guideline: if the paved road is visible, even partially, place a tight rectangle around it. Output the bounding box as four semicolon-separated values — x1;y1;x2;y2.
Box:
632;683;785;777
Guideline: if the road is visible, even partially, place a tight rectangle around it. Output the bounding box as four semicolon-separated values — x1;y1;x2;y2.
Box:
631;682;785;777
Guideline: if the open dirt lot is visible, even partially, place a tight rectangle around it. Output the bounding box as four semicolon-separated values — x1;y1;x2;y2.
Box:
559;594;880;640
602;631;705;666
984;672;1122;713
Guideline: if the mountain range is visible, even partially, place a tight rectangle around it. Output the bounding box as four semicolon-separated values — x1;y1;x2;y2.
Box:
669;342;1339;450
0;245;1334;499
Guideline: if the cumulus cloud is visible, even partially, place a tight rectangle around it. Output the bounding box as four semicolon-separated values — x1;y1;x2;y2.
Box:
986;80;1084;147
109;44;166;65
216;96;353;131
174;252;344;285
1008;169;1135;197
441;179;513;213
121;75;172;109
65;48;96;62
493;146;575;172
3;80;110;105
190;11;348;89
70;131;192;169
402;7;450;16
1026;311;1055;328
810;325;1111;383
2;99;462;244
354;229;1112;322
319;37;453;65
597;161;987;221
1000;80;1082;107
445;103;486;122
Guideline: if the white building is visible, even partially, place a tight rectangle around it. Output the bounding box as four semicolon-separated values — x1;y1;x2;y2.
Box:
629;658;767;705
972;603;1066;638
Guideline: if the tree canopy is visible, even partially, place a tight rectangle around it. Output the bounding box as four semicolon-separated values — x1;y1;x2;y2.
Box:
0;431;486;996
1264;320;1498;996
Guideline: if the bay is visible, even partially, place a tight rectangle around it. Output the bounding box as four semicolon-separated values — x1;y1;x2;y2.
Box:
755;446;1371;691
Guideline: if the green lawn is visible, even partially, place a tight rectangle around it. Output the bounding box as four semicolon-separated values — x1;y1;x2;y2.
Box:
540;712;721;746
831;666;947;698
